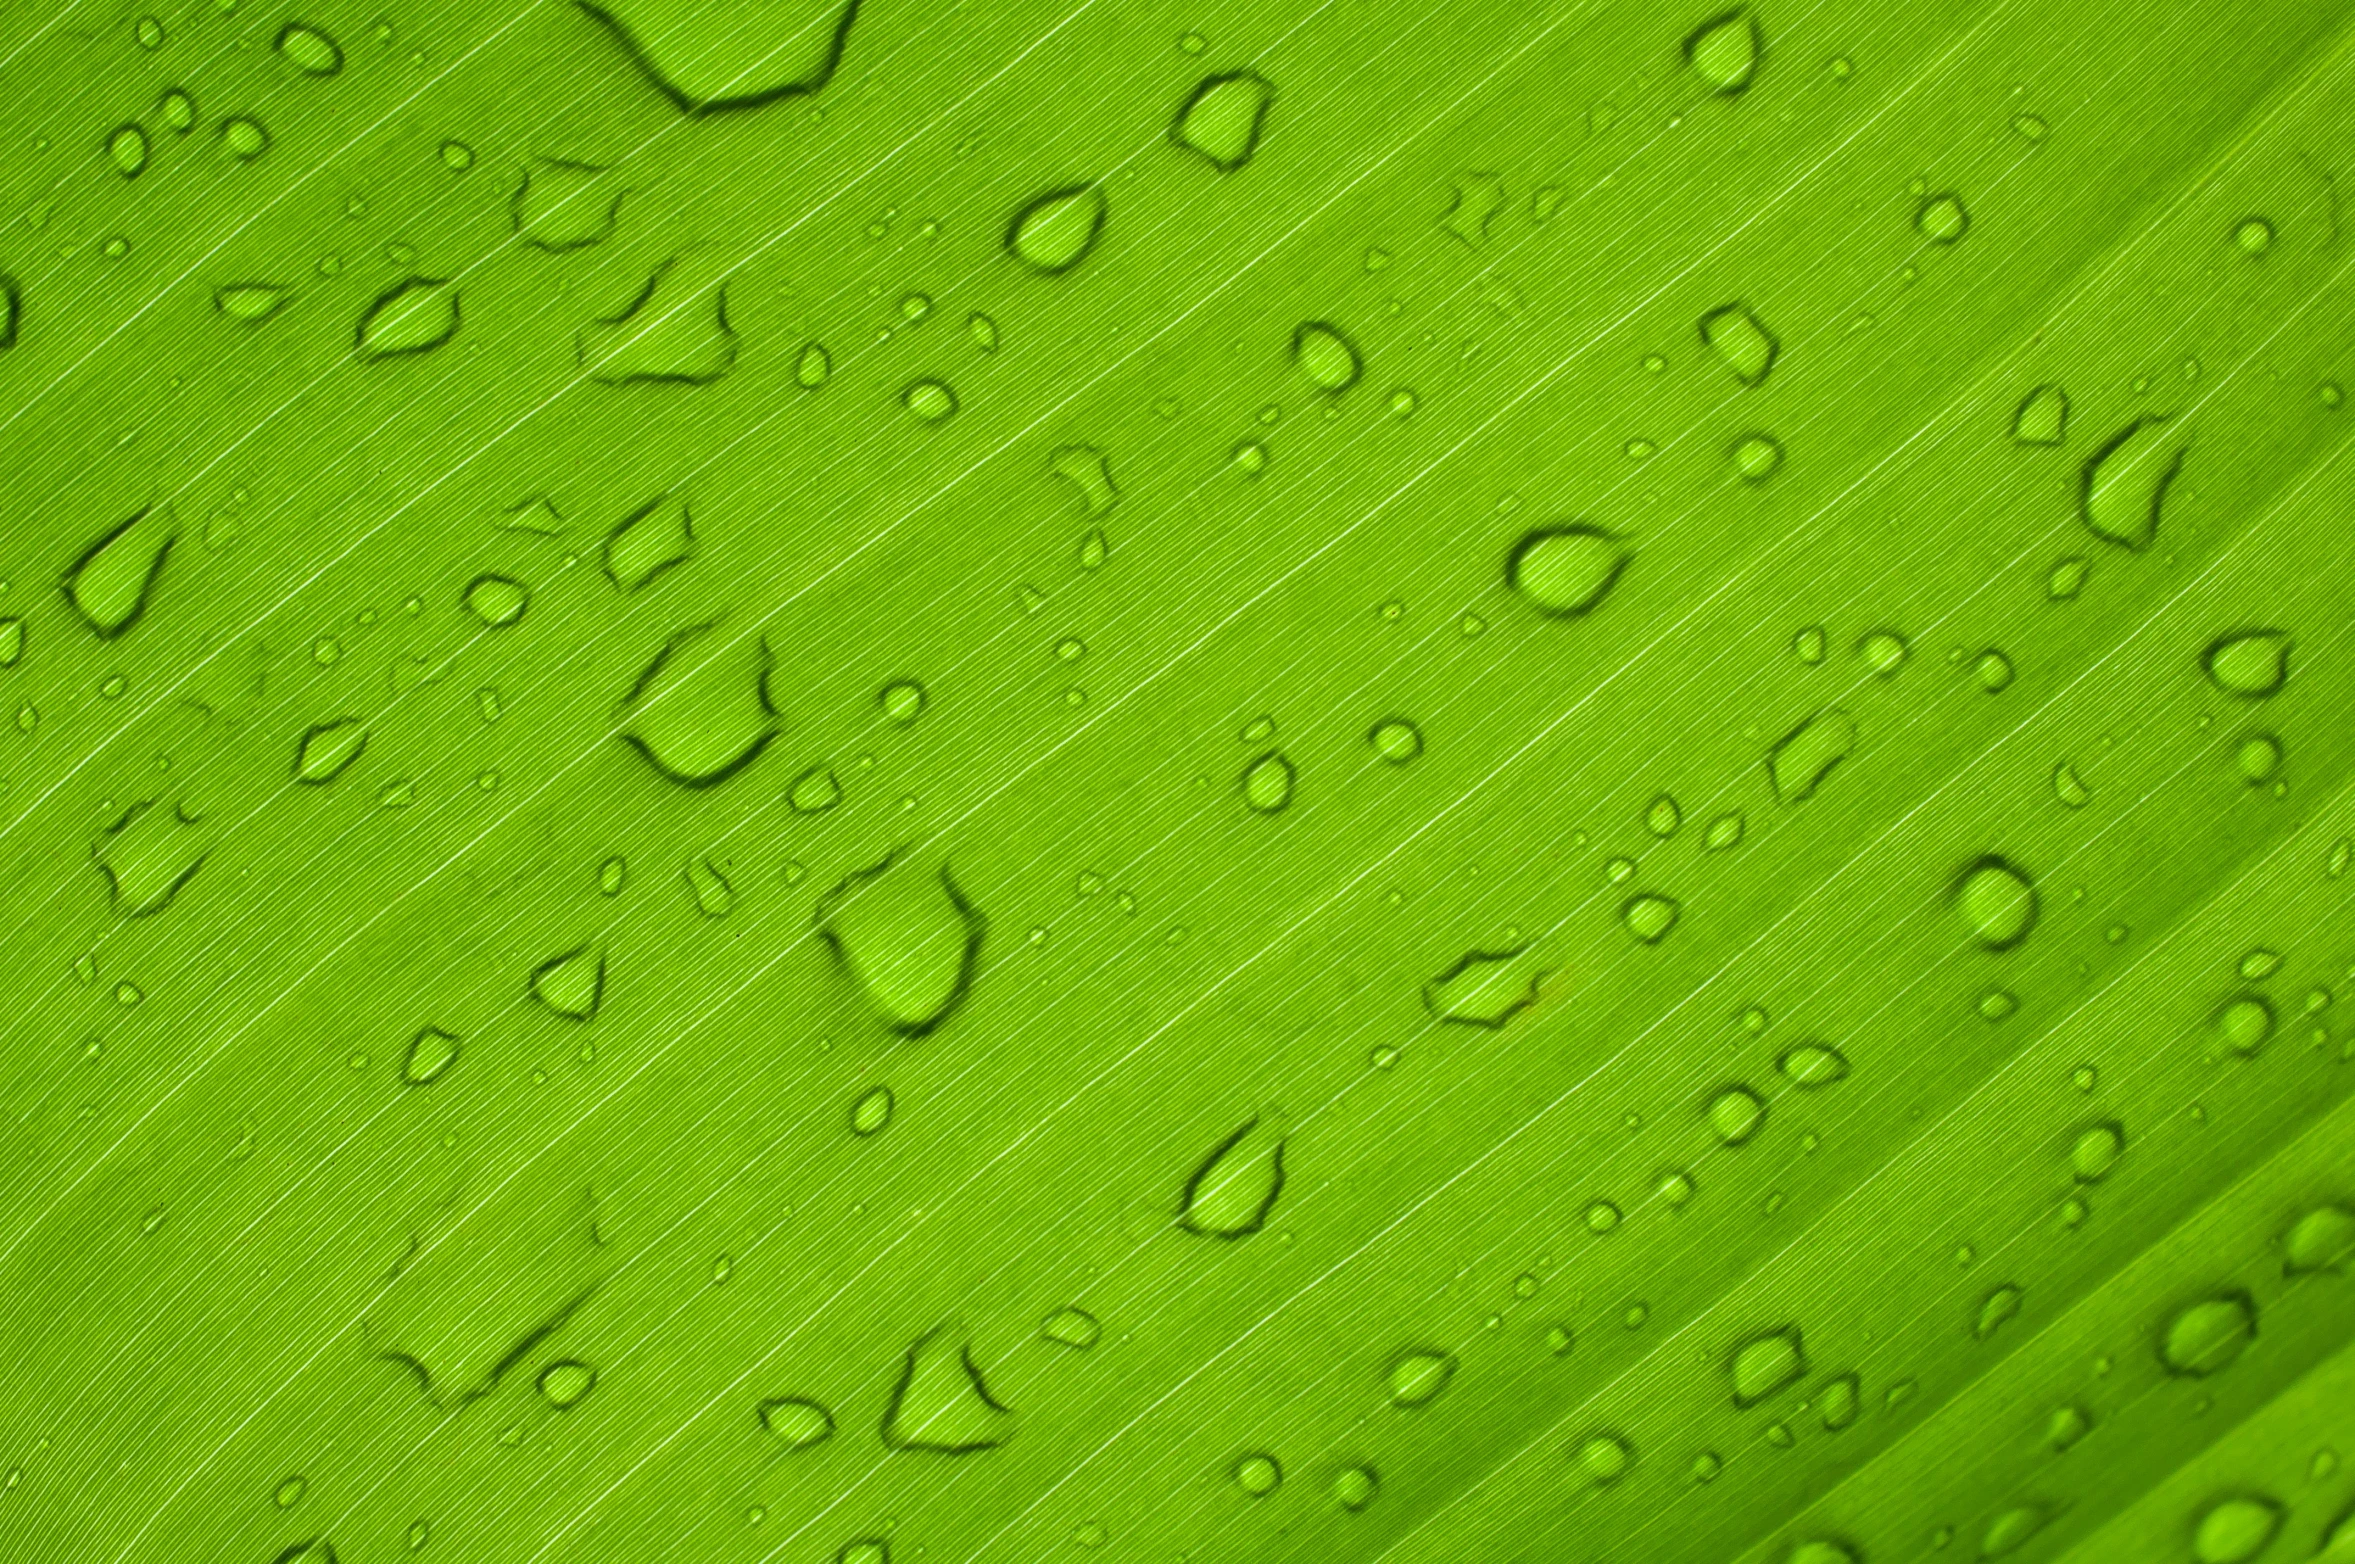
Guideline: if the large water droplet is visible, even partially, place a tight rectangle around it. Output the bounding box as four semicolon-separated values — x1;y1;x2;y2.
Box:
402;1026;460;1086
1048;445;1118;517
1333;1464;1379;1511
1575;1431;1633;1486
580;262;736;383
816;853;983;1036
2079;416;2187;550
758;1396;835;1448
1241;750;1295;814
1422;945;1547;1028
617;623;776;787
2012;384;2068;446
2282;1202;2355;1275
2192;1496;2283;1564
1621;893;1679;943
1233;1452;1282;1496
276;21;343;73
537;1360;595;1408
464;574;530;627
91;798;207;915
2159;1292;2257;1376
529;944;606;1021
2203;630;2291;697
1954;856;2037;950
1730;1326;1805;1406
1684;8;1761;94
1386;1347;1457;1407
357;279;460;359
1507;524;1630;617
108;124;150;177
63;504;175;640
576;0;857;111
2069;1121;2124;1182
1172;70;1275;172
1709;1085;1766;1145
1777;1042;1849;1088
1700;301;1778;385
293;717;369;784
1178;1116;1285;1238
1767;707;1855;803
1006;185;1106;274
880;1325;1014;1453
1292;321;1362;393
511;158;623;251
604;494;694;591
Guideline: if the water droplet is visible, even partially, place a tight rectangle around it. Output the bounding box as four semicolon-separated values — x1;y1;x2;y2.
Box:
1438;171;1507;247
403;1026;460;1086
1975;650;2015;692
538;1360;595;1408
783;765;841;814
63;504;176;640
1622;893;1679;943
292;716;368;784
276;21;344;74
1641;794;1682;838
1507;524;1630;617
837;1540;887;1564
881;1324;1014;1453
1386;1347;1457;1407
2213;994;2274;1057
1778;1042;1849;1088
2281;1203;2355;1275
1684;8;1761;94
1333;1464;1378;1511
1702;810;1745;851
816;853;983;1036
1233;1452;1282;1496
91;798;208;916
154;88;195;136
108;124;150;177
1768;707;1855;803
2051;761;2091;809
1730;1326;1806;1407
2079;416;2187;550
902;378;958;423
2193;1495;2283;1563
1389;388;1419;419
1230;439;1269;474
2233;216;2275;255
1039;1305;1100;1349
758;1396;835;1448
357;278;460;359
462;573;529;627
967;312;999;353
842;1084;895;1137
1700;301;1778;386
1710;1085;1766;1145
510;157;621;250
1731;432;1784;482
221;115;270;160
136;13;165;46
1955;856;2037;950
1971;1282;2023;1339
406;1521;428;1551
580;261;736;383
1980;1504;2052;1557
1545;1324;1575;1354
1575;1431;1634;1486
1691;1451;1725;1483
2160;1292;2257;1376
214;281;293;322
528;944;605;1022
879;679;927;726
1585;1199;1622;1233
1048;444;1118;518
1171;70;1274;170
274;1475;307;1509
1916;191;1968;243
1818;1372;1860;1430
2013;384;2069;446
1291;321;1363;394
1179;1116;1286;1238
2236;734;2283;785
1362;717;1425;765
2061;1119;2125;1183
1422;946;1547;1029
617;623;775;787
1241;750;1295;814
1787;1542;1859;1564
2203;629;2291;697
435;139;475;171
1006;185;1105;274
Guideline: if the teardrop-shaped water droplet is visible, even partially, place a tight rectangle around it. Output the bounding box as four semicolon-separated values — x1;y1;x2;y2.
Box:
1172;70;1274;170
1954;856;2037;950
529;944;606;1021
1729;1326;1805;1407
2079;416;2187;550
815;853;984;1036
63;505;176;640
357;278;460;359
1385;1347;1457;1407
1575;1431;1634;1486
2159;1291;2257;1376
1507;524;1630;617
1178;1116;1285;1238
1767;707;1855;803
292;716;368;783
1291;321;1362;393
1006;185;1105;274
1700;301;1778;385
2203;629;2291;697
880;1324;1014;1453
2013;384;2068;445
1915;191;1968;243
402;1026;460;1086
794;341;832;387
1777;1042;1849;1088
1621;893;1679;943
1684;8;1761;94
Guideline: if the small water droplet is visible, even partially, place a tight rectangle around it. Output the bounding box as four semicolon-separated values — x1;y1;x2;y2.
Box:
849;1085;894;1137
1622;893;1679;943
292;716;369;784
881;1325;1015;1453
758;1396;835;1449
276;21;344;73
1369;718;1423;764
1777;1042;1850;1088
537;1359;595;1408
275;1476;307;1508
1731;432;1783;481
1975;649;2015;692
902;379;958;423
2233;216;2275;255
1040;1305;1100;1349
463;574;528;627
108;124;151;178
1241;750;1295;814
221;115;270;160
1507;524;1630;617
1386;1347;1457;1407
357;278;460;359
1333;1464;1378;1511
1575;1431;1634;1486
402;1026;460;1086
1915;191;1968;243
2281;1202;2355;1275
136;13;165;46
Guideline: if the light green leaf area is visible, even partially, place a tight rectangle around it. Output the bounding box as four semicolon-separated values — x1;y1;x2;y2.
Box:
0;0;2350;1561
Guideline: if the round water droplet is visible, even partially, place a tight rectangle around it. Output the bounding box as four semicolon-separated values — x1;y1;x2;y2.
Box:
1241;750;1295;814
1006;184;1106;274
537;1359;595;1408
1954;856;2037;950
1732;432;1784;482
2069;1120;2124;1182
1684;8;1761;94
1233;1451;1282;1496
276;21;344;73
1858;628;1909;676
1709;1085;1766;1146
902;379;958;423
2214;994;2274;1057
1291;321;1363;393
1691;1451;1724;1483
136;13;165;46
2192;1495;2283;1563
1507;524;1630;617
879;680;926;725
1656;1168;1695;1206
1575;1431;1633;1486
1369;718;1422;764
1585;1199;1622;1233
1793;624;1826;663
1646;794;1681;837
2236;734;2283;785
1730;1326;1806;1406
2233;216;2274;254
1621;893;1679;943
159;88;195;133
1333;1464;1378;1511
1230;439;1269;474
1975;650;2014;691
1386;1347;1457;1407
1915;191;1968;243
2159;1292;2257;1377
